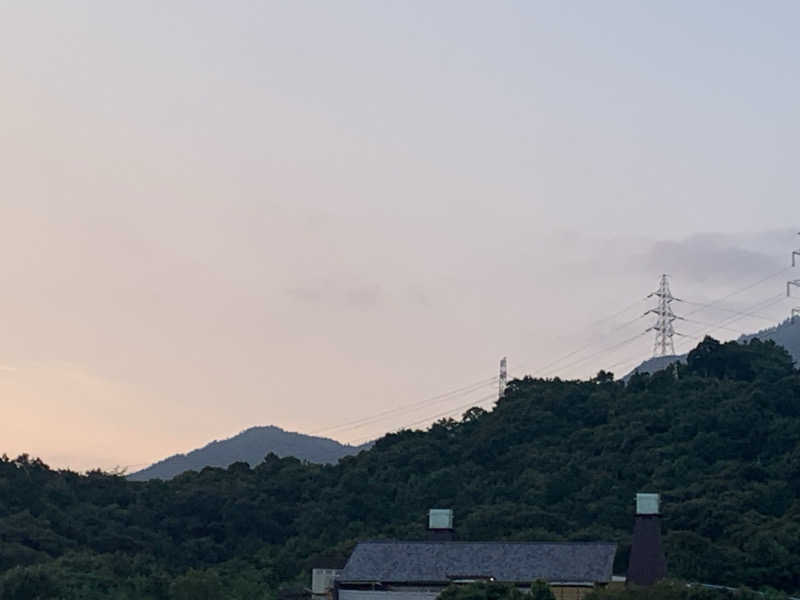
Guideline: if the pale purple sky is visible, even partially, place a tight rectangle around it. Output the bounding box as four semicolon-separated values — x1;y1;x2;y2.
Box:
1;1;798;470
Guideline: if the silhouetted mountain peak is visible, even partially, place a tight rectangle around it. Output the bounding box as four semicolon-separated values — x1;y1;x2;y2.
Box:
128;425;369;481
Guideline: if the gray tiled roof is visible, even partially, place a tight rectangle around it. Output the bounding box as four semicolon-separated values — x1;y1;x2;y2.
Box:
338;541;617;584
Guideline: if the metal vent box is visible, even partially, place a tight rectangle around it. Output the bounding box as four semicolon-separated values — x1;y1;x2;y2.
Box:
636;493;660;515
312;569;339;594
428;508;454;529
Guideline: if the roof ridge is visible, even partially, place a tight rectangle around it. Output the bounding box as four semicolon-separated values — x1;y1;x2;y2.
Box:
339;540;618;584
356;540;617;546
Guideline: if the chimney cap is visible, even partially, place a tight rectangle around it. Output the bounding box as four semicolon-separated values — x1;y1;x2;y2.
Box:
636;493;660;515
428;509;454;530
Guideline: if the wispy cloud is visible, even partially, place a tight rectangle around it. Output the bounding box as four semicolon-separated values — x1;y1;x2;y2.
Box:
285;283;385;310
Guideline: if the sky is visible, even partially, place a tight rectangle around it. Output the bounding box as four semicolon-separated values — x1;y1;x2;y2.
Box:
1;1;799;471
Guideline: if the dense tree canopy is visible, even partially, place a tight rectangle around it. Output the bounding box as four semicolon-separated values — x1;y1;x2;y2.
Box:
1;337;799;599
438;580;554;600
586;580;787;600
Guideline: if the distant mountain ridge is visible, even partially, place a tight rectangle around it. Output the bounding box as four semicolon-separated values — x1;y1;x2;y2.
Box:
6;335;800;594
624;317;800;379
128;425;369;481
132;321;800;479
738;317;800;359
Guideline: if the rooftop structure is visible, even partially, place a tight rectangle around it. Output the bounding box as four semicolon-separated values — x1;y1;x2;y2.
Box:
338;540;617;586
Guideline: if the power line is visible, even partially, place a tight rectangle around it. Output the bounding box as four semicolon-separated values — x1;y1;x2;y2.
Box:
512;298;648;377
543;331;649;379
606;266;794;375
582;297;651;329
337;297;652;444
678;300;777;322
316;295;648;443
530;312;647;377
604;350;659;374
685;293;787;341
661;294;788;364
682;317;745;335
397;392;498;430
367;286;785;440
310;376;497;436
523;269;788;381
614;293;790;376
606;289;791;377
348;392;498;445
329;266;795;445
358;297;653;437
681;266;792;319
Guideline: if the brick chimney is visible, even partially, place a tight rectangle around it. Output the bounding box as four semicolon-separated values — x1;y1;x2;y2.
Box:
627;493;667;586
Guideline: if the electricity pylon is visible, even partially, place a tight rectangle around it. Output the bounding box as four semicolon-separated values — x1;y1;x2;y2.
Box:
498;357;507;399
790;233;800;321
645;274;682;357
789;280;800;321
793;232;800;267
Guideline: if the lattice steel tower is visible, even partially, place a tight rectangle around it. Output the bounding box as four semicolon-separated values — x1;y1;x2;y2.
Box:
789;233;800;321
646;274;680;357
786;233;800;323
498;357;508;399
793;233;800;267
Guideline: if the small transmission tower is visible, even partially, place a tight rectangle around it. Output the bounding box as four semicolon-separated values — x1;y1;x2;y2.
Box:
789;233;800;321
787;280;800;299
646;274;681;357
498;357;508;399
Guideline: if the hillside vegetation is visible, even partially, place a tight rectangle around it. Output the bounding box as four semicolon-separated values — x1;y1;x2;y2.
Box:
739;318;800;363
625;317;800;379
129;426;368;481
1;337;799;599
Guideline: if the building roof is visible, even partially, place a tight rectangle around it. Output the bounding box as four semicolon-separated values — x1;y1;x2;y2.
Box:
338;541;617;585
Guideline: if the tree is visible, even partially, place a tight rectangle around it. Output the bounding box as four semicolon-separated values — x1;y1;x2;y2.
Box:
169;569;224;600
438;581;527;600
529;581;555;600
0;564;62;600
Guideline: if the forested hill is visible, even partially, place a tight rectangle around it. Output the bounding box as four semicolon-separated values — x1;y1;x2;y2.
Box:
624;317;800;379
2;337;800;599
129;426;368;481
739;318;800;362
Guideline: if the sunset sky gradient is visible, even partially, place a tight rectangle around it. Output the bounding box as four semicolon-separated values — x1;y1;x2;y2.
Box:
1;1;798;470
